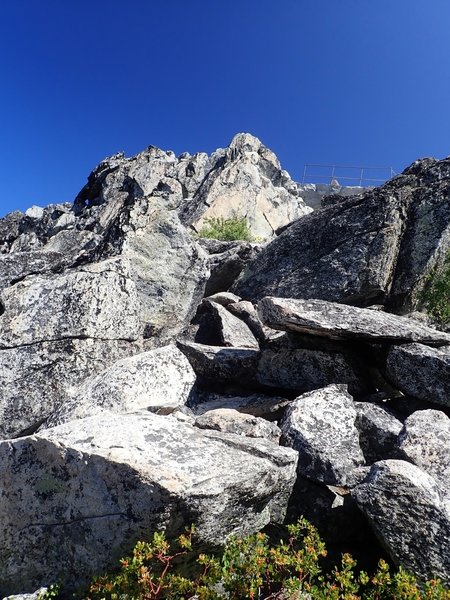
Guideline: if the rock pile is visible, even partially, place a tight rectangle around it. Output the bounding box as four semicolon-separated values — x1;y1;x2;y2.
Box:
1;135;450;596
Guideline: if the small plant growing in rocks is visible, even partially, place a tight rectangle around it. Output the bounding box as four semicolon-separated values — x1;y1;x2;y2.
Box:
420;252;450;324
196;216;254;242
79;518;450;599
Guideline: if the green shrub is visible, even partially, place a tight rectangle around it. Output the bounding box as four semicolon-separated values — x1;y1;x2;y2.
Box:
196;215;254;242
420;252;450;324
82;518;450;600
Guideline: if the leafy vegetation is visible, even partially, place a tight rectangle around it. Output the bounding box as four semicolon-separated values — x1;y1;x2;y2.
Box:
420;252;450;324
196;215;254;242
47;518;449;599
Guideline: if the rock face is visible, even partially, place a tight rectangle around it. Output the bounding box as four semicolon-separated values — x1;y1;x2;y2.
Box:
233;158;450;313
386;343;450;407
280;385;365;485
353;460;450;585
0;411;297;594
3;138;450;593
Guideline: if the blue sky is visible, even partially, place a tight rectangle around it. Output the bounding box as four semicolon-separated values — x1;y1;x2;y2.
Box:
1;0;450;217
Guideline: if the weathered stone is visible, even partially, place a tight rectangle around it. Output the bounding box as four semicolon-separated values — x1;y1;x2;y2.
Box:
398;410;450;489
258;297;450;345
198;238;262;296
228;300;277;344
353;460;450;584
0;411;297;595
192;392;291;421
195;408;281;442
354;402;403;463
280;385;365;485
233;159;450;313
195;300;259;349
386;343;450;407
0;259;143;348
46;345;196;427
189;133;312;240
0;338;141;440
206;292;241;306
257;346;369;397
177;341;259;388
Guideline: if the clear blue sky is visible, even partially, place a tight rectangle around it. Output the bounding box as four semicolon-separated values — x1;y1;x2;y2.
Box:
1;0;450;217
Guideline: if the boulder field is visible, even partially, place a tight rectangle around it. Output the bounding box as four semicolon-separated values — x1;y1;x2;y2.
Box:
1;133;450;595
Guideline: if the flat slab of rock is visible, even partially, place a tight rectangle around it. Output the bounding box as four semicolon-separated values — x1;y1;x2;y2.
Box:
353;460;450;584
195;408;281;442
0;411;297;595
45;345;196;427
398;410;450;489
386;343;450;407
280;384;365;485
258;297;450;345
192;393;291;421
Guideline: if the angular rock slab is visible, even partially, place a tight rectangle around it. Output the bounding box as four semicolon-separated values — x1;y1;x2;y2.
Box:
46;345;196;427
177;341;260;387
386;343;450;407
280;384;365;485
0;411;297;595
258;297;450;345
398;410;450;489
194;408;281;442
202;301;259;349
353;460;450;584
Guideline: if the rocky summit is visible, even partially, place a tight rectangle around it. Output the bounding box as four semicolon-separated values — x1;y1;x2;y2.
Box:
1;133;450;596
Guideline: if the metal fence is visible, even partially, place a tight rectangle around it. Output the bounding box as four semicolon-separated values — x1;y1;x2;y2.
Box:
301;164;397;187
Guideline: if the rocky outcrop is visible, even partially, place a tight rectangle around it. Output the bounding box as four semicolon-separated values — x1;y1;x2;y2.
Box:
233;158;450;313
0;411;297;595
3;138;450;594
353;460;450;584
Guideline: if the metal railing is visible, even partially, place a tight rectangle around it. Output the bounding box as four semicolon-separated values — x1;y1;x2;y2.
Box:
301;164;397;187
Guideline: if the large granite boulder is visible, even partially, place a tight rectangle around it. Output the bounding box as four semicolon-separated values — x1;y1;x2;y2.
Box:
386;343;450;407
233;158;450;313
0;411;298;595
354;401;403;464
280;385;365;486
353;460;450;584
257;297;450;345
45;345;196;427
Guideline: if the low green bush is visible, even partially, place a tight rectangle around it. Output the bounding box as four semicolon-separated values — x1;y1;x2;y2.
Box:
78;518;450;599
196;216;254;242
420;252;450;324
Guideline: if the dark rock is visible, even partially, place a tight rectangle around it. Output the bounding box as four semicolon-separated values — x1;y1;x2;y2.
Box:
233;158;450;314
354;401;403;463
386;343;450;408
